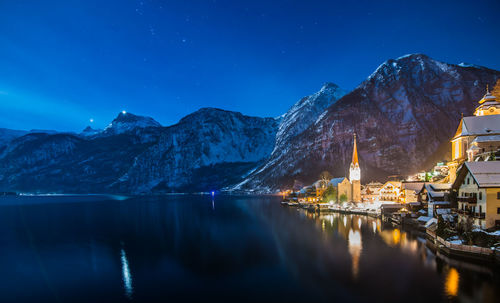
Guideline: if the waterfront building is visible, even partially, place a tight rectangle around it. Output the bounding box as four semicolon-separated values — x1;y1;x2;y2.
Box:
419;183;452;217
361;182;383;203
448;85;500;183
452;161;500;230
400;182;425;203
378;181;402;202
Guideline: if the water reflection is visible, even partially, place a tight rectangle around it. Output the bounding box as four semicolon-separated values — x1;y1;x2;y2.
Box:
120;248;133;300
0;195;498;303
347;230;362;279
445;267;459;298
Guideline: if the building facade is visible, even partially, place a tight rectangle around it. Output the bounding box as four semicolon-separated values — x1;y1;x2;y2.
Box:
453;162;500;230
448;85;500;183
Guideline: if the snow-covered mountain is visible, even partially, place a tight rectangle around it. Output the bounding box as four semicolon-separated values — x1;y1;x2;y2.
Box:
1;54;499;194
102;112;162;135
232;82;345;192
0;108;278;193
236;54;500;192
115;108;279;193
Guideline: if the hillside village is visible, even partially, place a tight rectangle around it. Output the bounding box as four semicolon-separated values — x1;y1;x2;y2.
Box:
282;80;500;260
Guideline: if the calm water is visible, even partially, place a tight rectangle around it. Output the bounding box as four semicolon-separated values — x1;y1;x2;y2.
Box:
0;195;498;303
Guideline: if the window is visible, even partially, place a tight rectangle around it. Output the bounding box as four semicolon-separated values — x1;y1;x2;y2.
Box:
497;192;500;199
467;178;470;185
479;192;482;200
497;207;500;214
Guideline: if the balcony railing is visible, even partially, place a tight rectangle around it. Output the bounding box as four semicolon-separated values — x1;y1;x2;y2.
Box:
457;196;477;204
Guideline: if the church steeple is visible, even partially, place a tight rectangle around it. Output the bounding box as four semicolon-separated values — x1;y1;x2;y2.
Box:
352;133;359;165
349;133;360;181
474;83;500;116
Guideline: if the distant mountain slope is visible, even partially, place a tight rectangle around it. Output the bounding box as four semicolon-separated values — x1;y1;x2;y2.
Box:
0;109;278;193
0;128;28;148
236;54;500;192
116;108;279;193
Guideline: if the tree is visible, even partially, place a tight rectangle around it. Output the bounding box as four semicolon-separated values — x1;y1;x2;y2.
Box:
321;184;337;203
316;171;333;190
340;194;348;203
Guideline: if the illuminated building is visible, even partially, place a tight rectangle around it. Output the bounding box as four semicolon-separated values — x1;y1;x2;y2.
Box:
378;181;402;202
452;161;500;229
448;84;500;183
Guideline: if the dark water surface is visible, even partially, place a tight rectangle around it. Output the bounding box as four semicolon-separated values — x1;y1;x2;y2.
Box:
0;195;498;302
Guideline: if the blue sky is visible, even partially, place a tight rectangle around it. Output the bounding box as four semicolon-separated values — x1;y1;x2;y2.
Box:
1;0;499;131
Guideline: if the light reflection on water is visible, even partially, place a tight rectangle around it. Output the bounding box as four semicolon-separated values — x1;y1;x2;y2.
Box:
120;248;133;300
0;195;498;303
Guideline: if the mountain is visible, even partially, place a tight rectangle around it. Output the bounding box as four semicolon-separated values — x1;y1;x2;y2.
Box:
102;112;162;135
0;128;28;148
1;54;499;194
0;109;278;193
232;82;346;191
114;108;279;193
235;54;500;192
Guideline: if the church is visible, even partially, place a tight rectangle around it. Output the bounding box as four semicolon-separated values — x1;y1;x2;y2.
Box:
448;81;500;184
337;134;362;202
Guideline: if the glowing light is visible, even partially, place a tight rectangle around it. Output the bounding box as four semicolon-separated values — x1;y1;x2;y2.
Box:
122;110;127;114
211;191;215;197
120;248;133;299
445;268;460;297
348;230;362;279
372;221;377;233
90;118;94;123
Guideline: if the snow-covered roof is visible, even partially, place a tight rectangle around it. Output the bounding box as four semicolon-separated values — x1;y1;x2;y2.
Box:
472;135;500;143
417;216;433;223
464;162;500;187
402;182;424;192
425;218;438;228
454;115;500;138
429;183;451;191
329;177;347;187
436;208;451;215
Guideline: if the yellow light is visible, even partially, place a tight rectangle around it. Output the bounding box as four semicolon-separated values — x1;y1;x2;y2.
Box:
445;268;460;297
392;229;401;245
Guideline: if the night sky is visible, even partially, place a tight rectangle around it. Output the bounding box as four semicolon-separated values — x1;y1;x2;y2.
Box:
1;0;500;132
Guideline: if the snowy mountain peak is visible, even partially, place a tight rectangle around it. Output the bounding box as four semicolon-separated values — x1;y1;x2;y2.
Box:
80;126;100;137
103;112;162;134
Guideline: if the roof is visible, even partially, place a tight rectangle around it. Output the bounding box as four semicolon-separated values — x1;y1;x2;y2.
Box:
352;134;358;165
463;162;500;187
329;177;347;187
472;135;500;143
453;115;500;139
429;183;451;191
402;182;425;192
478;91;497;104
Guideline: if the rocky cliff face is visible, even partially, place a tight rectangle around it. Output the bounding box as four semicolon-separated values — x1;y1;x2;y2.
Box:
0;109;278;193
236;54;500;192
1;54;499;194
116;108;278;193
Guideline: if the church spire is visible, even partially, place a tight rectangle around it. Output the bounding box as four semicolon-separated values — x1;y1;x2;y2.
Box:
349;133;360;182
352;133;359;165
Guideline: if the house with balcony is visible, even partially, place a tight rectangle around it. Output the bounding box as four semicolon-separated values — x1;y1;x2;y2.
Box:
378;181;402;202
419;183;452;217
452;161;500;230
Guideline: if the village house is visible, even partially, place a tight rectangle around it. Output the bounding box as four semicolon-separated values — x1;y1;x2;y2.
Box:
419;183;452;217
378;181;402;202
361;182;383;203
447;84;500;183
400;182;425;203
452;161;500;230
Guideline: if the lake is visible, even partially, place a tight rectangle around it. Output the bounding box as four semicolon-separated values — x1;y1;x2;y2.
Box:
0;195;498;302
